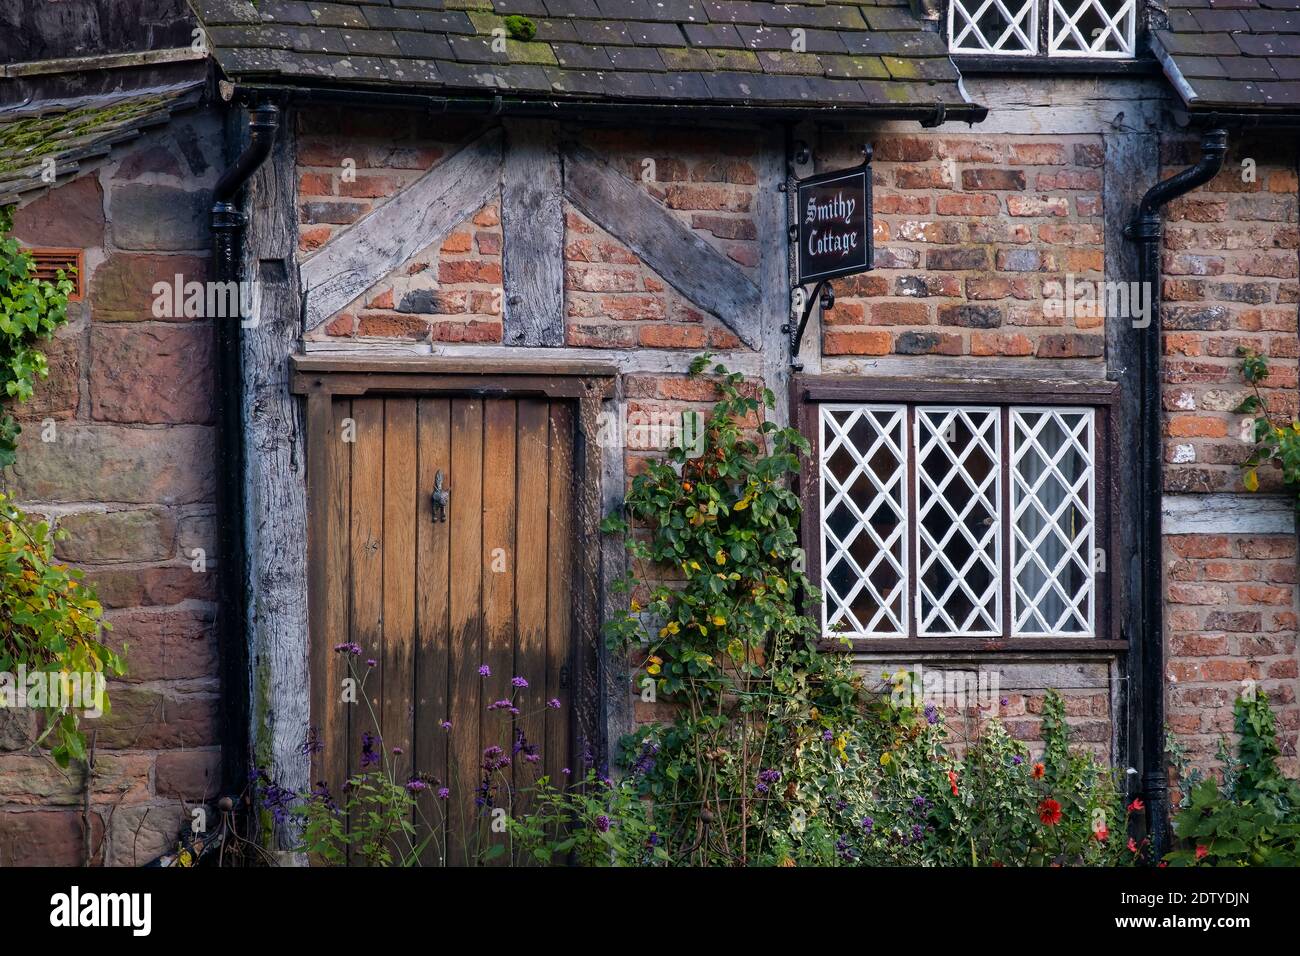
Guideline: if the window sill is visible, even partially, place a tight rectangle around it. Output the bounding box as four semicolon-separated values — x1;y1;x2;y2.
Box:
819;637;1129;654
952;55;1160;77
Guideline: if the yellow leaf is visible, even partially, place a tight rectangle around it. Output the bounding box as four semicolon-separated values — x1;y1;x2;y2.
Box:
715;550;726;565
1244;468;1259;492
712;614;727;626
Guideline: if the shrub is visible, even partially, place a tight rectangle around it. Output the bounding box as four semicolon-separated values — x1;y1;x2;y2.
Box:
1167;692;1300;866
0;493;122;765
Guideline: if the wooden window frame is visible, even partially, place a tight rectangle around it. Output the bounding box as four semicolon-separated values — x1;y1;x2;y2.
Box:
793;374;1126;654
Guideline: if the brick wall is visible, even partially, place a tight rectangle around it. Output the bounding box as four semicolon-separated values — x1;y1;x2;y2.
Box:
0;118;224;865
814;131;1106;361
1160;135;1300;780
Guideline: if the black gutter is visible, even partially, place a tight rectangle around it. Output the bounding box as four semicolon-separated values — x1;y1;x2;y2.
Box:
231;80;988;127
211;100;280;796
1123;127;1227;860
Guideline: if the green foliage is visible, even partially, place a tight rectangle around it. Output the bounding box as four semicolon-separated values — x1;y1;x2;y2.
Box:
0;492;122;766
1167;692;1300;866
508;771;664;866
594;358;1133;867
1236;347;1300;494
503;15;537;41
0;205;75;468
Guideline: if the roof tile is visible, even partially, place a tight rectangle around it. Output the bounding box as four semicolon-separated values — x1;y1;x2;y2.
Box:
189;0;978;114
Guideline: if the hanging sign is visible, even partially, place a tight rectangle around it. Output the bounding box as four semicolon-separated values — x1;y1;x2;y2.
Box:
795;162;872;285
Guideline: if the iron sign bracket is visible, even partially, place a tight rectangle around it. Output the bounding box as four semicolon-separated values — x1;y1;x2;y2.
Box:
783;143;872;370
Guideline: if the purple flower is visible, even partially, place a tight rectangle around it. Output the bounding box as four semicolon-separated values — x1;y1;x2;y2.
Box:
595;815;611;833
758;768;781;784
482;745;511;772
406;779;428;793
1000;697;1009;707
366;658;377;668
360;731;380;768
511;676;528;688
334;642;361;655
561;767;571;776
478;664;491;677
822;728;833;742
547;698;561;709
861;817;874;833
437;787;450;800
391;746;403;756
923;703;939;725
440;720;452;731
1012;755;1023;766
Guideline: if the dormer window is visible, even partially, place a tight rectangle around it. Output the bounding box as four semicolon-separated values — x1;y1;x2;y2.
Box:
949;0;1137;59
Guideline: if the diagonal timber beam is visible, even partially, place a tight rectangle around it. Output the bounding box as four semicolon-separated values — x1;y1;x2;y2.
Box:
561;143;762;350
301;129;503;331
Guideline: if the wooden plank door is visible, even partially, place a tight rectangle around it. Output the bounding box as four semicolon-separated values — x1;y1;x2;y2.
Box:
309;394;578;865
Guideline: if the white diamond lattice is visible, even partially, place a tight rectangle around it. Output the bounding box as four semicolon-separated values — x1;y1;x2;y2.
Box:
949;0;1039;54
914;407;1002;636
1010;408;1096;635
819;405;909;637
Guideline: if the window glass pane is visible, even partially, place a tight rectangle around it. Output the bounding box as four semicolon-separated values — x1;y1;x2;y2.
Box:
819;405;908;637
1048;0;1136;57
949;0;1039;55
914;407;1002;636
1010;408;1096;635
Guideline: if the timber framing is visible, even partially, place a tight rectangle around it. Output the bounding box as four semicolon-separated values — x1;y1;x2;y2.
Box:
298;126;765;351
301;130;504;331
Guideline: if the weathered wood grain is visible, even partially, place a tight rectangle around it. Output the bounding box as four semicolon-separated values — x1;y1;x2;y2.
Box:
562;142;763;350
1162;493;1296;535
502;121;565;347
242;113;311;853
301;129;503;330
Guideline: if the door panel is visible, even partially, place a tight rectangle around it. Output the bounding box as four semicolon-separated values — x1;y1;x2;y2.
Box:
310;394;578;865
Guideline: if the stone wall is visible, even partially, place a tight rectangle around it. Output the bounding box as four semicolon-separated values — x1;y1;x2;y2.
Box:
0;115;225;866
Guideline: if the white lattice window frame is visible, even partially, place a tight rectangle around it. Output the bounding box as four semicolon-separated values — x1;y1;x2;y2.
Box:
818;404;910;639
914;406;1003;637
1047;0;1136;58
948;0;1040;55
808;393;1112;644
1009;407;1097;637
948;0;1138;59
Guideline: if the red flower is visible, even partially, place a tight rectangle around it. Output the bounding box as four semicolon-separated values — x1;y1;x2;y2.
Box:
1038;798;1062;826
1127;837;1139;853
1127;798;1145;813
1196;845;1209;860
1094;825;1109;842
948;770;959;796
1031;762;1045;779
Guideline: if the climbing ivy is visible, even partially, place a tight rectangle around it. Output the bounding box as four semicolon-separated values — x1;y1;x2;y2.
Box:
0;205;119;766
1236;347;1300;496
0;204;75;468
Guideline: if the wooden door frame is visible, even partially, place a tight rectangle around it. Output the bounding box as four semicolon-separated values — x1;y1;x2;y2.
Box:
290;353;617;779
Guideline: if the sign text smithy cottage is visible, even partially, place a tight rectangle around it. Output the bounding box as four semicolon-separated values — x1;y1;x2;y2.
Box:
795;164;872;285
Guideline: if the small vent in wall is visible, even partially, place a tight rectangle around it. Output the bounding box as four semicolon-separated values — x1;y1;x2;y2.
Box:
25;247;84;301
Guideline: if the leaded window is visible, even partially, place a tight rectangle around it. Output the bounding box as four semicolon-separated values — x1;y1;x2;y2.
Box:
802;381;1116;643
949;0;1137;59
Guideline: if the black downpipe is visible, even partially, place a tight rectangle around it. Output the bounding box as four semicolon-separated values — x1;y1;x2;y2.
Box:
1124;127;1227;859
211;101;280;796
